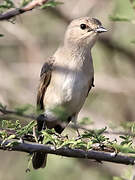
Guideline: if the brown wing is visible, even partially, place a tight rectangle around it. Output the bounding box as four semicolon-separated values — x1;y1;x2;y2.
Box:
37;58;54;110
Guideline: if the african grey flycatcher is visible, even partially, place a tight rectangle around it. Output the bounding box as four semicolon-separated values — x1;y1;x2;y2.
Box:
32;17;107;169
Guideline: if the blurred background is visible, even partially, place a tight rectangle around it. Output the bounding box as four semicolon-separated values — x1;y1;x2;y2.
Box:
0;0;135;179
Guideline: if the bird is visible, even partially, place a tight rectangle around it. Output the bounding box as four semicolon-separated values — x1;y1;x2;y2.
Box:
32;17;107;169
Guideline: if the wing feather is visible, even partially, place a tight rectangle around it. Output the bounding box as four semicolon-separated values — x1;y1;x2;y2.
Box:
37;58;54;110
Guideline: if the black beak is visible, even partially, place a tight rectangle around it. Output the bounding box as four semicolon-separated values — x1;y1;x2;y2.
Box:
95;26;107;33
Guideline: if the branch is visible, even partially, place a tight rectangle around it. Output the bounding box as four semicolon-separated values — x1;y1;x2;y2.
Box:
0;0;49;21
0;139;135;165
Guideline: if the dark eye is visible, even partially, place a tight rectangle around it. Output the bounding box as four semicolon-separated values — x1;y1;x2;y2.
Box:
80;24;87;30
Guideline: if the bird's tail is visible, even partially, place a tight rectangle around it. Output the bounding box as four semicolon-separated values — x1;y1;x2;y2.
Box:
32;152;47;169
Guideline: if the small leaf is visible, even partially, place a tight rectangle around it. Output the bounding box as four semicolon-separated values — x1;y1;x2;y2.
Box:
112;144;135;153
0;130;8;139
21;0;32;7
0;102;6;109
40;1;63;9
119;135;127;140
95;127;107;135
16;120;36;136
60;139;75;148
87;141;92;150
42;130;56;145
6;141;20;147
6;134;16;140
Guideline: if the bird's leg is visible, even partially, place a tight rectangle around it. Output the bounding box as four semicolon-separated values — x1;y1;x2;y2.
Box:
33;126;38;142
71;114;81;138
73;118;81;139
75;124;81;138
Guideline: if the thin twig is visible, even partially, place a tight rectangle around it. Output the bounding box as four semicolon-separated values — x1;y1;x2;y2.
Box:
0;0;49;21
0;107;36;120
0;138;135;165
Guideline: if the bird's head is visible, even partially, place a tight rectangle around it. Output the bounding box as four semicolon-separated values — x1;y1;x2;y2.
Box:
64;17;107;49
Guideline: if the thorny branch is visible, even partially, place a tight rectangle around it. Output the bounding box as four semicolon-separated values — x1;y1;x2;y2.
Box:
0;106;135;166
0;138;135;165
0;0;49;21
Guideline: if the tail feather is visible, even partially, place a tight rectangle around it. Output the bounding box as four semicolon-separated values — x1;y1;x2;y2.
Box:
32;152;47;169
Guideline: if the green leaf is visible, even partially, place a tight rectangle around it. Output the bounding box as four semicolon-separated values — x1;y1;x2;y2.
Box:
0;102;6;109
72;140;87;149
5;141;20;148
40;1;63;9
0;0;15;10
94;127;107;136
0;130;8;139
21;0;32;7
0;34;4;37
1;120;21;130
119;135;127;140
112;144;135;153
60;139;76;148
42;130;56;145
6;134;16;140
16;120;36;136
87;141;93;150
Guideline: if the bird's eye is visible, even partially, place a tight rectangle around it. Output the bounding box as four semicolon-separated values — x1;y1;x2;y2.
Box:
80;24;87;30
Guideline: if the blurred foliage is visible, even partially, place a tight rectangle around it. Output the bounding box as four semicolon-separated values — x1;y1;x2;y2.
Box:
113;167;133;180
40;1;63;9
0;0;15;13
0;0;63;12
110;0;135;21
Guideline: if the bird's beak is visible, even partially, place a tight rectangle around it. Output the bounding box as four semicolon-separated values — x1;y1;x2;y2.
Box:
95;26;107;33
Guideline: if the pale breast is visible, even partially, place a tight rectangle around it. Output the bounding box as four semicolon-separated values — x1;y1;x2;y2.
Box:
61;71;91;112
44;50;94;115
